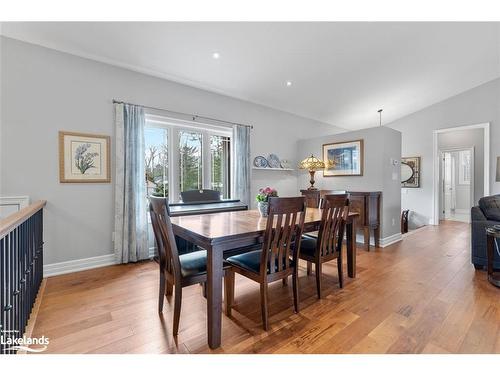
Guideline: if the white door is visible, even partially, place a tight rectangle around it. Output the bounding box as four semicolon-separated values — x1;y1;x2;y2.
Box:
442;152;455;218
441;149;473;223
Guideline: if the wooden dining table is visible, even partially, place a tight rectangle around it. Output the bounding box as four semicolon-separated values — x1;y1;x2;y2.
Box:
170;207;359;349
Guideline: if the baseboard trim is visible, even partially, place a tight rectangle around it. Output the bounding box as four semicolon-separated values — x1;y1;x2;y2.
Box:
355;232;403;248
379;233;403;247
43;253;117;277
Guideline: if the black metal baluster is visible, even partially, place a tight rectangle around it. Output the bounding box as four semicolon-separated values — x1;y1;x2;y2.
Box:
1;236;5;354
1;207;45;355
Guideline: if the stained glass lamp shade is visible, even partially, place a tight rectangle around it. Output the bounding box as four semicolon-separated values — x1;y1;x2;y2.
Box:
299;154;326;190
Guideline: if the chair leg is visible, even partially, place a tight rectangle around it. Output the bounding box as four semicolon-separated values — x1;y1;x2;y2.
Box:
224;270;235;317
202;281;207;298
282;276;288;286
337;254;344;289
158;271;166;313
307;261;312;276
173;284;182;336
315;261;322;299
292;269;300;313
260;282;269;331
166;278;173;296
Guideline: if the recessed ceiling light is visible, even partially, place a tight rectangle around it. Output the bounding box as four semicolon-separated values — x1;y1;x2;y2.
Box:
286;81;292;87
212;52;220;59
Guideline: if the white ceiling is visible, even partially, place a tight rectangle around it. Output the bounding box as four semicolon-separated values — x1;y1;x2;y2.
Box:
2;22;499;130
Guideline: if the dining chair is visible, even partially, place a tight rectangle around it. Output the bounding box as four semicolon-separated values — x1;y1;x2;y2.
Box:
302;190;349;275
224;196;306;330
299;194;349;299
149;196;210;336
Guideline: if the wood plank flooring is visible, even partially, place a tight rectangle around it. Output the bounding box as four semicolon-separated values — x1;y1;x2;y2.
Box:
31;221;500;354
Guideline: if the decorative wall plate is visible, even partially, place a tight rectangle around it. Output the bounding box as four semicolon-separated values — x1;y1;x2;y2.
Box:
253;156;269;168
267;154;281;168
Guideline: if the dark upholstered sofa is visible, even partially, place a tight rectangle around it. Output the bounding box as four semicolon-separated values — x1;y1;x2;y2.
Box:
471;194;500;270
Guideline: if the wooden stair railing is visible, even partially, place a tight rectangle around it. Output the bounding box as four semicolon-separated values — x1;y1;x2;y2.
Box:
0;200;46;354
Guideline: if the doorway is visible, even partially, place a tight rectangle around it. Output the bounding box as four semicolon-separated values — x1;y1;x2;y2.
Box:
432;123;490;225
440;148;474;223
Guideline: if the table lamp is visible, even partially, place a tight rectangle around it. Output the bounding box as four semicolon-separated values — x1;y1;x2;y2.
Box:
299;154;325;190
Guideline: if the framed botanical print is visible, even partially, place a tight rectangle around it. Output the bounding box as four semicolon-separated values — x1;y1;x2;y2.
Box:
59;131;111;183
323;139;364;177
401;156;421;188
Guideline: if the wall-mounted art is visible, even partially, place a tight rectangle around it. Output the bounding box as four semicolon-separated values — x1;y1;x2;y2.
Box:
323;139;364;176
401;156;420;188
59;131;110;183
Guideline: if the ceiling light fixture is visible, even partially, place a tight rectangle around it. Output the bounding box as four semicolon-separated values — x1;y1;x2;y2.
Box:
286;81;292;87
212;52;220;59
378;109;383;126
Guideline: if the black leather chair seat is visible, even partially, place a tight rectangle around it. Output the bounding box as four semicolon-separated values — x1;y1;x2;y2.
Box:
179;250;207;277
226;250;295;274
299;237;318;257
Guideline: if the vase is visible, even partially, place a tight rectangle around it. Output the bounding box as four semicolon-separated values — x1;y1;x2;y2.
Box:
257;201;269;217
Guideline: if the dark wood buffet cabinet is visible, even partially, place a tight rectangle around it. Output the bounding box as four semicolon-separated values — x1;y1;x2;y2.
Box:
300;189;381;251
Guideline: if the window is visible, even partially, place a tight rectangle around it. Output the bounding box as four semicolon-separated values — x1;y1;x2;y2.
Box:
145;127;168;197
210;135;231;198
179;131;203;192
144;115;232;202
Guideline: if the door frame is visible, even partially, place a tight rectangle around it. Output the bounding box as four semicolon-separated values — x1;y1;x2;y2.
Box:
432;122;489;225
439;147;475;220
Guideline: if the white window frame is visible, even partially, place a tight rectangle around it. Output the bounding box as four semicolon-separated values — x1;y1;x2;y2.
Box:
145;113;232;203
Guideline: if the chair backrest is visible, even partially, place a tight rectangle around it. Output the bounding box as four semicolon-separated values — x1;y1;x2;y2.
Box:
316;194;350;257
319;190;348;208
149;196;181;279
180;189;221;203
260;197;306;276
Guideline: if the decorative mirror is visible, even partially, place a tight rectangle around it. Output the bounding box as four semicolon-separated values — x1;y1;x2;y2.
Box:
401;162;414;183
401;157;421;188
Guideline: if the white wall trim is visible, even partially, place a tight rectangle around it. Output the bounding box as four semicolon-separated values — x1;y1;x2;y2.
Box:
379;233;403;247
432;122;490;225
43;254;117;277
355;233;403;248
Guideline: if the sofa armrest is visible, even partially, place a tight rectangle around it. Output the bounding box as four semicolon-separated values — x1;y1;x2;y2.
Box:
471;219;500;267
471;206;486;222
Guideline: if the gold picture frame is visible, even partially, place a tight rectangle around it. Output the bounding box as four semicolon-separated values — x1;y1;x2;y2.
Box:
59;131;111;183
323;139;364;177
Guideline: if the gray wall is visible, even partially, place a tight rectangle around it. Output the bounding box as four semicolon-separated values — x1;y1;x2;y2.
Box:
0;37;343;265
438;128;484;206
297;126;402;239
387;78;500;225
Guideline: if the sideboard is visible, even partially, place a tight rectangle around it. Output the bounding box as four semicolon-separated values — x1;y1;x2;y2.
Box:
300;189;382;251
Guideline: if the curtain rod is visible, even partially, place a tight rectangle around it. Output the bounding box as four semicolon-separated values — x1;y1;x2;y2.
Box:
112;99;253;129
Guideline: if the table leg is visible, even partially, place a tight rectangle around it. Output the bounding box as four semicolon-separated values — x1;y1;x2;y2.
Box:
206;244;223;349
346;221;356;278
374;227;380;248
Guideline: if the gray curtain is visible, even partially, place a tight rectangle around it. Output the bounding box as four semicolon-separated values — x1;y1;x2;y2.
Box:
114;103;149;263
233;124;251;206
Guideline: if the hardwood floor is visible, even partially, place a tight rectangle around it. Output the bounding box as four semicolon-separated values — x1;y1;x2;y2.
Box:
31;221;500;354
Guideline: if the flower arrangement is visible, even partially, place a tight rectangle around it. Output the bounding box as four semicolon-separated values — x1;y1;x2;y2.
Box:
256;187;278;202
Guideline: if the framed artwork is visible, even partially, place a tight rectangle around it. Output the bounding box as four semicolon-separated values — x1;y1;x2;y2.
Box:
401;156;420;188
323;139;364;177
59;131;111;183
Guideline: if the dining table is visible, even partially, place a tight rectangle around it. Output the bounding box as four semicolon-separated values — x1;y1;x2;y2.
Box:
170;207;359;349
